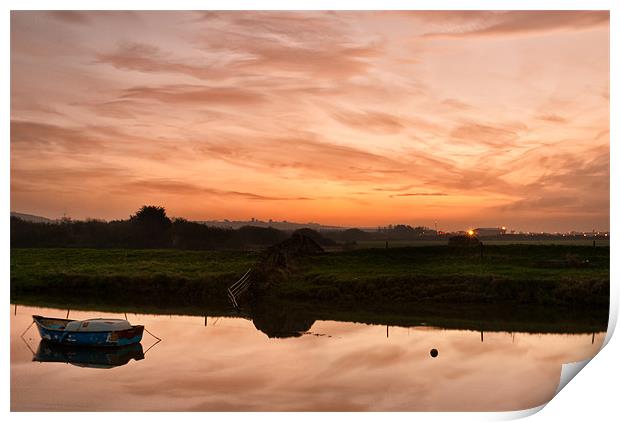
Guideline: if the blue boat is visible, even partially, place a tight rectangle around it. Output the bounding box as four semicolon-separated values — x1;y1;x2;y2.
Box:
32;315;144;347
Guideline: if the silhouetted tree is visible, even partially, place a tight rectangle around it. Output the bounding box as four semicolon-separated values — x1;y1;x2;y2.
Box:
129;205;172;248
130;205;171;226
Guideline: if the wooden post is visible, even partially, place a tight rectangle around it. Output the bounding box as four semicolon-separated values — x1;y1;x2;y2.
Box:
385;240;389;249
66;309;70;319
593;240;596;250
480;242;484;260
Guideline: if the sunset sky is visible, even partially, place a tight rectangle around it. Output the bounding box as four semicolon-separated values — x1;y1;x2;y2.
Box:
10;11;609;231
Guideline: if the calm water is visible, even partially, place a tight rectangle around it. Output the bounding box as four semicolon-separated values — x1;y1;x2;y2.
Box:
11;305;605;411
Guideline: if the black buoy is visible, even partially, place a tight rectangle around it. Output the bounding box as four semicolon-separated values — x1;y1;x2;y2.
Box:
430;348;439;358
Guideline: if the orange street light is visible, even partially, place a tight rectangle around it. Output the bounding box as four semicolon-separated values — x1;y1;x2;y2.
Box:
467;229;475;236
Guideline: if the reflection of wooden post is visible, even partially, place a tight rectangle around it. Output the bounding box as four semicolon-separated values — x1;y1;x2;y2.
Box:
385;240;389;249
480;243;484;260
14;304;17;316
387;325;389;338
593;240;596;250
205;316;207;327
481;330;484;342
592;332;595;344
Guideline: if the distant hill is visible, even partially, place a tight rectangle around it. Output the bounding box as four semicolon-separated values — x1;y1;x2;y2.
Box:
10;212;56;224
196;218;345;232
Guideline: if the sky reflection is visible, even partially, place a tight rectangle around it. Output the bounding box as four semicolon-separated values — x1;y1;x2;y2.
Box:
11;306;604;411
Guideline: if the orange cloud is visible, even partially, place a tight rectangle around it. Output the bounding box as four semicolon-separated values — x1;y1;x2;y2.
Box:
419;11;609;38
120;85;265;105
450;121;524;147
330;109;405;134
122;180;314;201
536;114;567;124
97;42;234;81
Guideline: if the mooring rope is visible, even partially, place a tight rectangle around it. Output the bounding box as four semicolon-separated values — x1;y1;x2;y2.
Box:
144;327;162;341
19;321;36;357
143;337;161;355
142;327;162;355
20;321;34;339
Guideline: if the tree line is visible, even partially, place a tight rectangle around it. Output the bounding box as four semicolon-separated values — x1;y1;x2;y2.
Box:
10;205;450;249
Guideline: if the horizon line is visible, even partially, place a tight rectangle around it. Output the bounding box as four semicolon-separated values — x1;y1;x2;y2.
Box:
10;210;611;234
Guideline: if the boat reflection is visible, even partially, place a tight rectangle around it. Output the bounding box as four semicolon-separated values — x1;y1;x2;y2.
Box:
33;340;145;369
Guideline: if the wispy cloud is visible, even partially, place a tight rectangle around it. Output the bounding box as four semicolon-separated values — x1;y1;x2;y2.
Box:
390;192;448;197
120;85;265;105
196;133;411;183
46;11;91;25
96;42;234;81
441;98;472;110
536;114;567;124
11;120;105;152
194;11;381;80
330;109;405;134
419;11;608;38
123;180;314;201
450;121;524;147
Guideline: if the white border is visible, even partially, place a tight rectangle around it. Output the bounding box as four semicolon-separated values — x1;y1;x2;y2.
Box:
3;1;617;421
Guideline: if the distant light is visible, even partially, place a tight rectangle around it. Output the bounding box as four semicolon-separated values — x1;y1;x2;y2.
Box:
501;226;506;230
467;229;474;236
605;234;608;237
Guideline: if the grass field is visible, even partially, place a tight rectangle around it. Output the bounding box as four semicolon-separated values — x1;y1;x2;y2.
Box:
278;244;609;307
297;244;609;281
11;244;609;309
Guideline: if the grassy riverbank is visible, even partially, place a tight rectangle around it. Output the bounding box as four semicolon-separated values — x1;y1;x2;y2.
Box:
11;248;256;307
11;245;609;308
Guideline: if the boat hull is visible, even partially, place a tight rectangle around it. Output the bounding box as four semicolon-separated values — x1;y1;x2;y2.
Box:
33;316;144;347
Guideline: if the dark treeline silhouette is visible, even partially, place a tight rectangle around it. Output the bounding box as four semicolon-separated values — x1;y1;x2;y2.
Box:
10;205;609;249
10;206;340;250
9;218;394;250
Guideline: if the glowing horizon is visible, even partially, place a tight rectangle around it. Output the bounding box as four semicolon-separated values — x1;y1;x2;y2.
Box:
10;11;610;232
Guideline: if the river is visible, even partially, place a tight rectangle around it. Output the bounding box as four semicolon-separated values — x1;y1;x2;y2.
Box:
10;305;605;411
